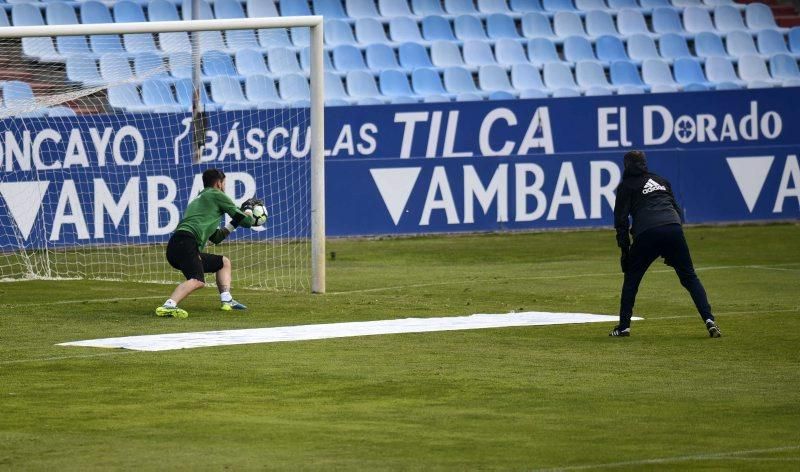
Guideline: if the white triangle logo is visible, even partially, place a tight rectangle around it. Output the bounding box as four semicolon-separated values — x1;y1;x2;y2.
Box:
370;168;421;225
0;181;50;240
726;156;774;212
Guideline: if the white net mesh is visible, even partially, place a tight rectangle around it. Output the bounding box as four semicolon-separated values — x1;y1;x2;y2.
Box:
0;22;317;292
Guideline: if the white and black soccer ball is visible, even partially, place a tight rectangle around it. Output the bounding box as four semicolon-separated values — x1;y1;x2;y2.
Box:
251;204;268;226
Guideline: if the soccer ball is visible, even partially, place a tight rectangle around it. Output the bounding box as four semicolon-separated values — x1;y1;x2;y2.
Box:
251;204;268;226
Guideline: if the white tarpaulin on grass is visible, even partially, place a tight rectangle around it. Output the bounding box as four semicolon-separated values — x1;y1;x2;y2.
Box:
58;312;641;352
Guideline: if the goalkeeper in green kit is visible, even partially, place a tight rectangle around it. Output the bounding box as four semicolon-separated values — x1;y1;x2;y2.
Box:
156;169;264;319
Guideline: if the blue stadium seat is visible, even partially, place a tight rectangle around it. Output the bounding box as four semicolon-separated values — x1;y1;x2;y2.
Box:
431;41;467;67
134;52;170;80
332;45;368;71
659;34;692;61
236;49;269;76
107;84;146;112
215;0;246;18
464;40;497;66
714;5;747;33
245;74;281;104
585;86;614;96
325;20;357;46
423;95;452;103
457;92;484;101
487;14;521;39
543;0;578;13
714;81;742;90
268;48;302;75
300;47;335;72
366;44;402;71
324;72;351;103
11;3;44;27
528;38;561;67
279;73;311;101
142;79;182;112
443;66;481;94
66;56;104;86
517;89;547;99
347;0;381;18
789;27;800;55
576;0;611;12
607;0;639;9
610;60;647;89
168;53;192;79
2;81;35;110
738;55;777;85
627;34;660;63
181;0;213;20
641;0;669;7
211;76;251;107
511;63;546;93
455;15;488;40
684;7;716;35
180;1;227;52
551;88;581;97
521;13;557;40
617;10;650;37
42;3;91;57
745;3;778;31
682;83;711;92
496;38;529;65
47;107;77;117
642;59;677;87
347;70;383;99
390;17;424;43
726;30;759;58
543;62;580;91
446;0;479;15
704;56;743;85
563;36;597;63
576;61;612;89
380;0;415;17
652;8;684;35
480;0;514;14
423;16;457;41
281;0;313;16
259;29;293;49
586;11;619;38
479;65;516;93
149;1;189;53
356;18;390;44
554;12;587;38
314;0;349;19
215;0;259;50
413;0;447;15
81;2;126;55
695;32;728;59
489;91;517;100
149;0;180;20
174;78;215;109
596;35;628;62
399;42;434;68
673;58;709;87
412;68;449;97
673;0;704;7
291;28;311;47
100;54;134;83
511;0;546;13
617;85;645;94
757;29;790;56
248;0;279;17
650;84;679;93
769;53;800;84
203;51;238;78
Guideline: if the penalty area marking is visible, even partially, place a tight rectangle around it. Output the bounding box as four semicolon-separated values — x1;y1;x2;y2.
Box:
57;312;640;352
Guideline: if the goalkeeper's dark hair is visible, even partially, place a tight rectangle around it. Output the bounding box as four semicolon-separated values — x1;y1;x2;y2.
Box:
623;150;647;169
202;169;226;188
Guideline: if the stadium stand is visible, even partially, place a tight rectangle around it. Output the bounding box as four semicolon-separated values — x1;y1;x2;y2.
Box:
0;0;797;112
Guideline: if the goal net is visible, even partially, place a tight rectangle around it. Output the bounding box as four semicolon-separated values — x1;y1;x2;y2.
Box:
0;16;326;293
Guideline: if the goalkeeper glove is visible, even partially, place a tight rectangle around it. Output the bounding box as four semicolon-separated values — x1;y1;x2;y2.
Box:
240;197;265;212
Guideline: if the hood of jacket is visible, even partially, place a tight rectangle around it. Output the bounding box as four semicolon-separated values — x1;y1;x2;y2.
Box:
623;153;648;178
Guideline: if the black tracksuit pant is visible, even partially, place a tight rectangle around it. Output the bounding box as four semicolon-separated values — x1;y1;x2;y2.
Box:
619;223;714;330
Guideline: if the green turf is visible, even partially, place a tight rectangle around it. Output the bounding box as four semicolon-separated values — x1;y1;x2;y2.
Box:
0;224;798;470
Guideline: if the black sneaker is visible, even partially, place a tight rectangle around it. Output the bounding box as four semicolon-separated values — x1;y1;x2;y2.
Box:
609;325;631;337
706;319;722;338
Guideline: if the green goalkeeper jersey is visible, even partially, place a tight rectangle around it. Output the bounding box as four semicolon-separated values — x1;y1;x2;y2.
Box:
176;188;253;250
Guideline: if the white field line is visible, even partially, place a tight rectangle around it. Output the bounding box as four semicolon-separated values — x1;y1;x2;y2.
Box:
533;445;800;471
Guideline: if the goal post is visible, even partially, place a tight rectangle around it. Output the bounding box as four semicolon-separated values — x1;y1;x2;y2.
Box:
0;16;326;293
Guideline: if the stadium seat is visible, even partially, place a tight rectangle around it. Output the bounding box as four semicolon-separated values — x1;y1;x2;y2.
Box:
769;53;800;84
356;18;390;44
480;0;514;13
326;20;358;47
487;14;521;39
390;17;424;43
81;2;126;56
236;49;269;76
627;34;660;63
528;38;561;67
563;36;597;63
495;39;529;65
617;10;651;37
332;45;368;72
215;0;259;50
694;32;728;59
745;3;779;31
584;86;613;96
455;15;488;40
464;40;498;66
300;48;335;72
40;3;91;57
650;84;679;93
314;0;349;19
291;28;311;47
168;53;192;79
431;41;467;67
726;31;759;58
279;73;311;101
380;0;415;17
714;81;742;90
511;63;547;93
134;52;170;81
789;27;800;55
257;28;293;49
705;57;743;85
149;1;190;53
423;16;457;41
659;34;692;61
554;12;587;38
596;35;629;62
607;0;639;9
281;0;314;16
543;0;578;13
714;5;747;33
347;70;383;99
181;0;213;20
446;0;480;15
66;56;104;86
142;79;182;112
47;107;77;117
683;7;716;35
366;44;402;71
652;8;684;35
617;84;645;94
682;83;711;92
203;51;239;78
479;65;516;93
347;0;381;18
511;0;546;13
174;78;215;109
521;13;557;40
576;0;611;12
586;11;619;38
738;55;778;85
610;60;647;89
412;68;449;97
248;0;279;17
399;42;434;68
576;61;612;89
444;66;481;94
456;92;484;101
324;72;351;102
673;58;709;87
543;63;580;92
268;48;303;75
245;74;281;104
489;91;517;100
551;88;581;97
757;30;790;56
100;54;134;83
209;76;251;108
642;59;677;87
107;84;146;112
149;0;180;21
413;0;447;16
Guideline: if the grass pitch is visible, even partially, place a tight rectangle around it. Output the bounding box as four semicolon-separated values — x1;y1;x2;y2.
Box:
1;224;798;470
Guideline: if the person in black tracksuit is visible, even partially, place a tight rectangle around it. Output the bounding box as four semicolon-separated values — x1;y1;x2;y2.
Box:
611;150;722;338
